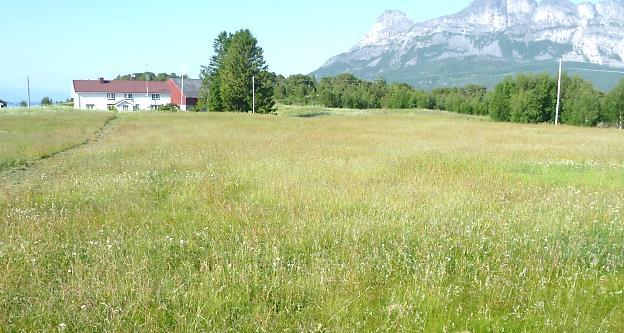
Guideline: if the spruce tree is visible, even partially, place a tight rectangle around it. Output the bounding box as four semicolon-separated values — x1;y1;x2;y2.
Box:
219;29;274;113
199;32;232;112
201;29;274;113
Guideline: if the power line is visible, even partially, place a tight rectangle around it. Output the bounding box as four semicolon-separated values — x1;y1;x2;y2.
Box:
561;60;623;130
565;67;624;75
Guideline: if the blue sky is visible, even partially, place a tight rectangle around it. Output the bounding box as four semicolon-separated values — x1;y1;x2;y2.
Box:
0;0;595;100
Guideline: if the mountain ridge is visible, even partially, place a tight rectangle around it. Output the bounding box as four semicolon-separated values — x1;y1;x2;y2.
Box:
313;0;624;90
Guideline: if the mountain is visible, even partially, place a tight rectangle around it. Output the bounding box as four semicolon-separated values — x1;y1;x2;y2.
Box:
312;0;624;90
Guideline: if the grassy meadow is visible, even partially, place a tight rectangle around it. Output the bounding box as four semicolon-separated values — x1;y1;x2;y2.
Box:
0;106;623;331
0;108;116;171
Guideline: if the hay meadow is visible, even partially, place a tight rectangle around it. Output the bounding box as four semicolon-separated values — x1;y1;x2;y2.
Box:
0;110;115;171
0;106;623;331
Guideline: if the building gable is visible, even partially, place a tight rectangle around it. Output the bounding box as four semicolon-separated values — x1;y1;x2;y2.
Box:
169;78;202;99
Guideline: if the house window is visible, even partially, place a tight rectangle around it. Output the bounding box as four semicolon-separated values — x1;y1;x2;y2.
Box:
152;93;160;100
107;93;115;100
124;93;133;99
133;104;139;111
86;104;94;110
122;105;129;111
107;104;116;111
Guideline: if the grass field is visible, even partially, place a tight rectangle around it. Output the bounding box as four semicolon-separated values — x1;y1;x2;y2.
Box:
1;106;623;331
0;108;115;171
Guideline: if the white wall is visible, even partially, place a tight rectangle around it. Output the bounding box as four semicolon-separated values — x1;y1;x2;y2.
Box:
72;90;171;111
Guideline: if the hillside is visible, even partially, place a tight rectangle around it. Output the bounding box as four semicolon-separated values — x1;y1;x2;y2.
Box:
313;0;624;90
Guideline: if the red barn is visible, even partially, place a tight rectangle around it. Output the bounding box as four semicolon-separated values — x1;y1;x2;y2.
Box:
169;78;202;111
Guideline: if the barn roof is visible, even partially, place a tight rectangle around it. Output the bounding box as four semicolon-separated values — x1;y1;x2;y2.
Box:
170;78;202;98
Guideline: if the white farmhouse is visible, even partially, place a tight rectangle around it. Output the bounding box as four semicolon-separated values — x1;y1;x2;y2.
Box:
72;78;171;111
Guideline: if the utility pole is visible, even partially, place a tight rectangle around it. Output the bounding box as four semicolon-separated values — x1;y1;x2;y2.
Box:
181;74;185;111
555;58;562;126
252;75;256;114
27;76;31;108
145;66;149;110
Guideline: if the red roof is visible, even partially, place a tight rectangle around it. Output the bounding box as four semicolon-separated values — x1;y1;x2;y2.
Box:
73;79;170;93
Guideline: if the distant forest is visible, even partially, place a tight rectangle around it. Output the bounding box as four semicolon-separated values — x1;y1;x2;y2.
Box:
115;72;189;81
273;73;624;128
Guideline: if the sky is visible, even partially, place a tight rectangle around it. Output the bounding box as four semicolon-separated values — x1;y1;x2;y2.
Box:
0;0;596;101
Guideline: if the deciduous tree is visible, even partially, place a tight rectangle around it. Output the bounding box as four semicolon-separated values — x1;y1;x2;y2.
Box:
561;76;602;126
40;96;53;106
605;79;624;129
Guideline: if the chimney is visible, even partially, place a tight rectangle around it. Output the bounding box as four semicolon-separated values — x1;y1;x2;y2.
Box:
99;77;105;83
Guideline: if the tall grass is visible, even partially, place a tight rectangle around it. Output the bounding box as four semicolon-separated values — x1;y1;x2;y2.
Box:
0;108;622;331
0;110;115;171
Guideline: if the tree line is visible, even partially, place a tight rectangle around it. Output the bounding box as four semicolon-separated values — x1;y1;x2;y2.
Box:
274;73;496;117
195;29;621;129
273;72;624;128
15;97;72;107
115;72;188;81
